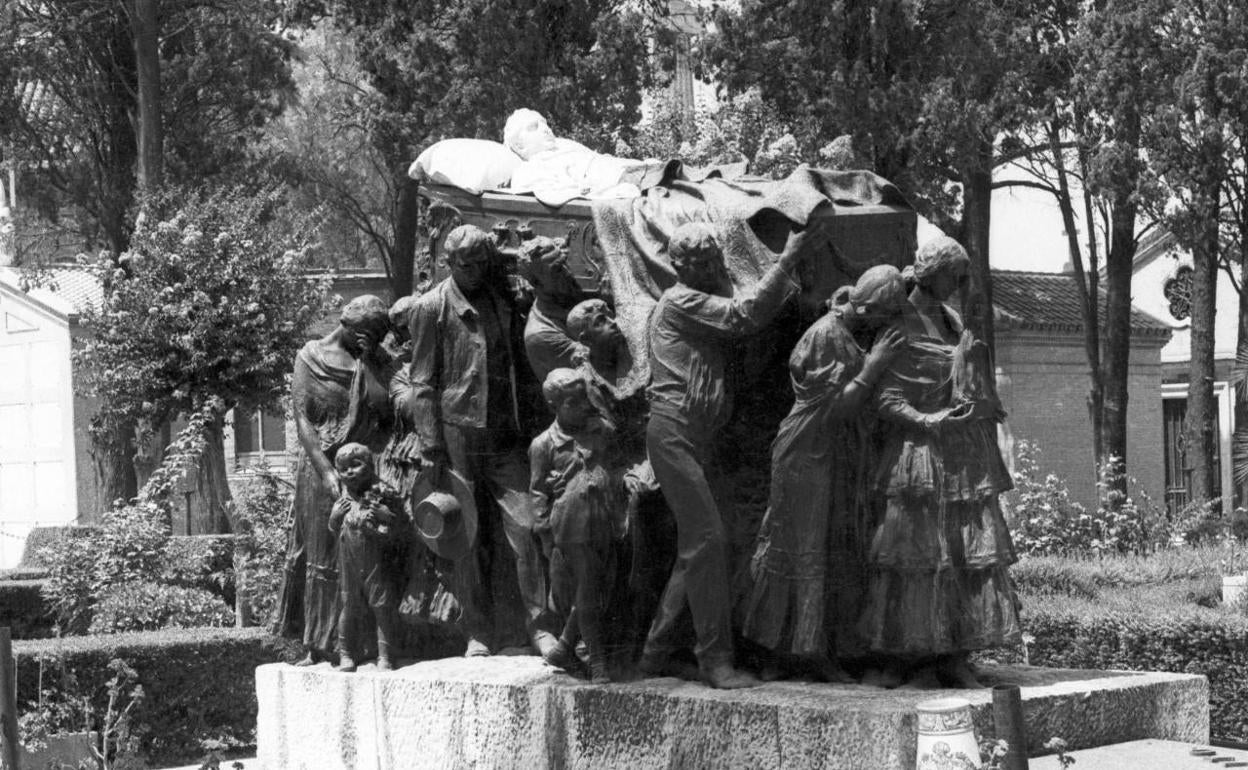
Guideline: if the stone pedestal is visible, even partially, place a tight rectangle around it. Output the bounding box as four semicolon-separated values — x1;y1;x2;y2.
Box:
255;658;1208;770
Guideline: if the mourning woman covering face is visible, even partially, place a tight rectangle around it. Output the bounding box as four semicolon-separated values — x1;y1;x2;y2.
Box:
740;265;906;682
276;295;396;665
857;237;1020;689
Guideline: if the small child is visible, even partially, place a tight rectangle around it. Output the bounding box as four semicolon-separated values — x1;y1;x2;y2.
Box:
329;442;407;672
529;368;626;684
565;298;654;508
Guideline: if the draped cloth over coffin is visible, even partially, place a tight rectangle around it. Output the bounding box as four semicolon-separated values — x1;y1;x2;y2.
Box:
589;166;912;392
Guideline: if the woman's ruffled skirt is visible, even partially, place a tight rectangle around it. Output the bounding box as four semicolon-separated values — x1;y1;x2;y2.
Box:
858;494;1021;657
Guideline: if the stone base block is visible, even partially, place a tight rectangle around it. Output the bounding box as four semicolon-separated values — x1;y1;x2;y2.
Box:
255;658;1207;770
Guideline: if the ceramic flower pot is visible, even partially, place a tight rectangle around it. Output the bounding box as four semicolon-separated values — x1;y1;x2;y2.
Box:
916;697;981;770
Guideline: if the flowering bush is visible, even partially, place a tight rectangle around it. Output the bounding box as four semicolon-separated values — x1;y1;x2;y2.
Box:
1007;440;1171;556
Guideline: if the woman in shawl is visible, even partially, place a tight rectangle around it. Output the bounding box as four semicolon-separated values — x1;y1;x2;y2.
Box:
276;295;396;665
740;265;906;681
858;236;1020;688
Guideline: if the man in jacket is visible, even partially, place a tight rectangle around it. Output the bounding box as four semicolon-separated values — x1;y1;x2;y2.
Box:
409;224;552;656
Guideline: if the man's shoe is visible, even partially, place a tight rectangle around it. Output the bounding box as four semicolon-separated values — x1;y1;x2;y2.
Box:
337;655;358;673
543;640;577;670
588;653;610;685
465;638;491;658
699;664;760;690
376;656;394;672
531;630;559;658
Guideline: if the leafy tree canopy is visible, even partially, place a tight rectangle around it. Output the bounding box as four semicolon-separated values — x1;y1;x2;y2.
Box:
290;0;658;159
75;184;336;452
0;0;296;257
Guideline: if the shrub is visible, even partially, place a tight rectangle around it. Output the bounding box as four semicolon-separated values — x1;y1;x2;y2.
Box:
13;627;299;766
1007;441;1172;556
161;535;236;603
19;657;145;769
19;526;97;569
227;469;293;627
89;581;234;634
0;579;54;639
39;503;171;634
1022;584;1248;742
1011;547;1248;742
40;507;244;636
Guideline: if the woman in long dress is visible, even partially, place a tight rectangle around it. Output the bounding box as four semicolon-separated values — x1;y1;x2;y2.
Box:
740;265;906;680
276;295;396;664
858;236;1021;688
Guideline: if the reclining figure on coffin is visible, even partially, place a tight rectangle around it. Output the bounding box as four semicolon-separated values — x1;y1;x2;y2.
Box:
504;108;648;205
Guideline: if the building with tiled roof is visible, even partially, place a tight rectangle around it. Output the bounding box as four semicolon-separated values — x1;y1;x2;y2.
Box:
989;268;1172;511
992;270;1173;339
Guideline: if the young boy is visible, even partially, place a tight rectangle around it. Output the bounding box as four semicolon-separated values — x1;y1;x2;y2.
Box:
329;442;407;672
529;368;626;683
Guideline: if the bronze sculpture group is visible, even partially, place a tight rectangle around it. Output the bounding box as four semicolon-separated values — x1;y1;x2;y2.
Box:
277;218;1022;690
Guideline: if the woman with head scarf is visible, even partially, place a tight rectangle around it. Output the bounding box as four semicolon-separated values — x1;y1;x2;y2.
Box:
740;265;907;681
858;236;1020;688
276;295;397;665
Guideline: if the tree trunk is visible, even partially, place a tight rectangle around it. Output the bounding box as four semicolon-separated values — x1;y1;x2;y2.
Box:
186;412;233;534
132;0;162;192
960;140;996;353
1100;191;1136;496
1187;196;1220;506
1233;239;1248;507
94;424;138;511
1048;122;1104;469
390;174;420;300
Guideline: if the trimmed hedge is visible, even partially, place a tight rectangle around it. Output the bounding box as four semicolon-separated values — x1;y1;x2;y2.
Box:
1015;553;1248;743
0;567;49;581
0;579;53;639
19;526;100;568
88;581;234;634
13;626;300;765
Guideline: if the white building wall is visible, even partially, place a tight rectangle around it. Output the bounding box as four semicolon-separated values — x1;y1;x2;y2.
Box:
1131;250;1238;364
0;285;79;567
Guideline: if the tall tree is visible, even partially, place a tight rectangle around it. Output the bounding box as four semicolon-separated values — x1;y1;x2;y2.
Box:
131;0;162;192
259;24;405;289
0;0;295;258
1146;0;1245;506
0;0;296;506
76;185;334;533
999;0;1169;493
284;0;657;298
703;0;1056;350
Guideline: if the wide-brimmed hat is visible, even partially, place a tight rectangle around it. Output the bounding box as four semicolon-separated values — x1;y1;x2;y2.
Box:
412;467;478;561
